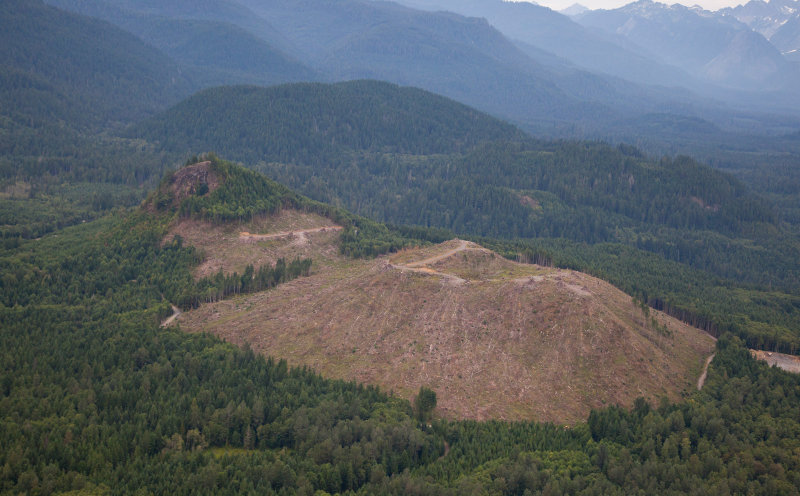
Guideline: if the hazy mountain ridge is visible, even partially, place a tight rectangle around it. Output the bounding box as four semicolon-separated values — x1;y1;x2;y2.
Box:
1;0;193;128
346;0;800;153
575;0;797;91
393;0;698;88
48;0;800;141
43;0;319;87
233;0;648;129
50;0;298;53
770;12;800;58
560;3;589;15
722;0;799;39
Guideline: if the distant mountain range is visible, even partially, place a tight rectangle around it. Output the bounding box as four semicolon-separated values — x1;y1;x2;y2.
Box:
560;3;589;16
21;0;800;145
723;0;799;38
395;0;699;88
574;0;798;92
723;0;800;60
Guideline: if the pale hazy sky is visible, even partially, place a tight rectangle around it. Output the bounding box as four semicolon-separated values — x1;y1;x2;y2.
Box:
521;0;747;12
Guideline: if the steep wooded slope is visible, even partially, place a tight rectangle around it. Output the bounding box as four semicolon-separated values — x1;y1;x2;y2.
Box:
44;0;318;87
131;81;526;160
0;0;191;128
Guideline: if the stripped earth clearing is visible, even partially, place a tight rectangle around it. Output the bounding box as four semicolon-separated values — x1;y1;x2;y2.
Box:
169;211;715;423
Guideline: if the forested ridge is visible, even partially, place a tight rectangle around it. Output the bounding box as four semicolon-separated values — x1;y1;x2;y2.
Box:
155;155;436;259
0;0;191;129
2;160;800;494
0;0;195;241
130;81;526;160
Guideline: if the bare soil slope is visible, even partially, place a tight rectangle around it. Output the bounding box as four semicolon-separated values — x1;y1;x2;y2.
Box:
170;213;715;423
751;350;800;374
165;210;344;279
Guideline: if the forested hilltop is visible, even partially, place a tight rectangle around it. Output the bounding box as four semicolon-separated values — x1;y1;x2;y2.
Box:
2;157;800;494
132;83;800;353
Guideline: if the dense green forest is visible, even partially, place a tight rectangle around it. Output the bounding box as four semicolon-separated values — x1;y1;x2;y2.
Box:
0;0;191;128
2;159;800;494
130;82;526;160
0;0;192;244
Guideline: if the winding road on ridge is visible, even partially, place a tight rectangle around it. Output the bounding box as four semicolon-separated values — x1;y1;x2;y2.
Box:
238;226;342;241
388;240;482;283
403;240;473;268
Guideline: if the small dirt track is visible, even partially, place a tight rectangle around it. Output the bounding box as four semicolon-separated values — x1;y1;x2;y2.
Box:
239;226;342;241
404;240;472;268
161;304;182;327
390;240;481;283
697;353;715;390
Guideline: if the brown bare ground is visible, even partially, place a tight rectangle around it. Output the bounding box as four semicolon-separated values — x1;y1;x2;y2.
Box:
751;350;800;374
144;161;220;213
171;162;219;201
165;210;344;279
519;195;540;209
170;212;715;424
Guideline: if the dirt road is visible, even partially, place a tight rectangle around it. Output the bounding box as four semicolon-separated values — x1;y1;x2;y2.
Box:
161;304;182;327
697;353;715;390
389;240;480;283
403;240;472;267
239;226;342;241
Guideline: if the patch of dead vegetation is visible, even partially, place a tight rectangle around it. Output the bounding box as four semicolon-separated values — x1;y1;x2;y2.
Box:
145;161;220;213
174;235;716;424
